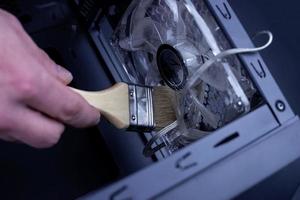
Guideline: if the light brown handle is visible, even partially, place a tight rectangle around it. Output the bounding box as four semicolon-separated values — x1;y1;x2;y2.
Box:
71;83;130;129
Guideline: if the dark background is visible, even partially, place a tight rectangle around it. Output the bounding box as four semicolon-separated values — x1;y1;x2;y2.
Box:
0;0;300;199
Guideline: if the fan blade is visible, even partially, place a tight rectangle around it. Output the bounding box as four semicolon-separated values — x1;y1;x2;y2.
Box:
119;17;167;52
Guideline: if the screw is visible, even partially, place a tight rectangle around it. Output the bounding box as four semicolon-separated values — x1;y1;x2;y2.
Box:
276;100;285;112
131;115;136;121
130;90;134;97
235;100;244;112
237;100;243;107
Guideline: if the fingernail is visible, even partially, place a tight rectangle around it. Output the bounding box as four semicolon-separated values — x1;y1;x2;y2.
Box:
57;65;73;83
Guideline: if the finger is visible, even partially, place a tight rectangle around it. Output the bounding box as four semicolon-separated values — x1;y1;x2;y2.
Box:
0;134;17;143
37;49;73;85
25;74;100;128
4;16;73;85
9;106;65;148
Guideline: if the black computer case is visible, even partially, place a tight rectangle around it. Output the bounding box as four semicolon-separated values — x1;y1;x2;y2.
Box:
1;0;300;199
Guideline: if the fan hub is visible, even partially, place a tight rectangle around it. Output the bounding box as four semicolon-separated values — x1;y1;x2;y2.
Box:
156;44;188;90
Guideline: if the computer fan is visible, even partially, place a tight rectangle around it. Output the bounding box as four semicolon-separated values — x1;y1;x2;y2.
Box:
112;0;261;156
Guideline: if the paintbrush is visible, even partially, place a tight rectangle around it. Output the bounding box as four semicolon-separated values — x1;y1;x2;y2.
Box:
71;83;176;131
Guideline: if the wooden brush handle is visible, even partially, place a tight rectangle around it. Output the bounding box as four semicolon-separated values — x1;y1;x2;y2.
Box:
70;83;129;129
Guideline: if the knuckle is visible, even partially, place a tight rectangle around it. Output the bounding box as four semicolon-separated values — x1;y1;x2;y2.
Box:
7;14;19;26
14;75;39;100
39;49;51;61
37;51;53;67
61;100;82;123
10;73;42;100
1;11;21;29
0;11;26;42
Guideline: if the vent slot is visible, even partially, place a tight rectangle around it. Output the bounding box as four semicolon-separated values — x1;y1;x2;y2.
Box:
214;132;239;148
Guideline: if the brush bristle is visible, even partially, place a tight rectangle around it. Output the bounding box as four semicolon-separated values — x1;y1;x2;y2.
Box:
153;86;177;130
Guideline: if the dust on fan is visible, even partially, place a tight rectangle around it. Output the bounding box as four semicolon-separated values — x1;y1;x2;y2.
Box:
111;0;260;155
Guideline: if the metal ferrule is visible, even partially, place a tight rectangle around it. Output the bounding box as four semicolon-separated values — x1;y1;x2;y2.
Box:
128;84;155;132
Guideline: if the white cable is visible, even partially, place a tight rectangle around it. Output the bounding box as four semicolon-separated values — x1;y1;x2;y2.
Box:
144;31;273;156
186;31;273;89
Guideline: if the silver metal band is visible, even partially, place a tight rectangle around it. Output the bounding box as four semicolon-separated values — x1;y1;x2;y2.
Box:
128;84;155;132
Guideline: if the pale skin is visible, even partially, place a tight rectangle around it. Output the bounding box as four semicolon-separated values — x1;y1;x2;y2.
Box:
0;9;101;148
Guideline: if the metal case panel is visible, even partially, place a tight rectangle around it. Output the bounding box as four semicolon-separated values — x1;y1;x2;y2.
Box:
157;117;300;200
207;0;294;124
82;105;278;200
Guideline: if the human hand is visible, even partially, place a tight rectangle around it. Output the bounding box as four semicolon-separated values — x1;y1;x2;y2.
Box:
0;9;100;148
